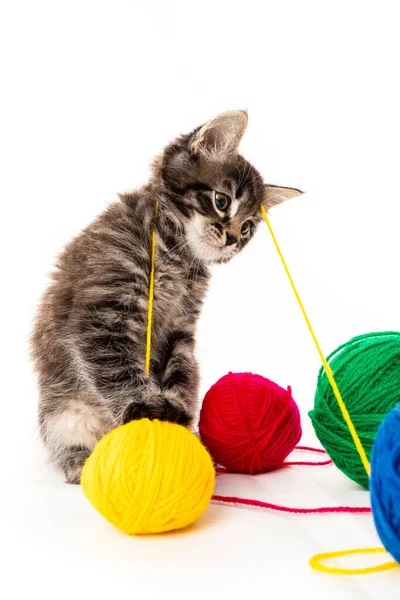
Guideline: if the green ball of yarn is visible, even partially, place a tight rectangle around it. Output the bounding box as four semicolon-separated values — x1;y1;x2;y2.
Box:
309;331;400;489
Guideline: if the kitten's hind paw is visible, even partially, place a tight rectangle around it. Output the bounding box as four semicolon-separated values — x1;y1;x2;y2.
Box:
60;447;92;485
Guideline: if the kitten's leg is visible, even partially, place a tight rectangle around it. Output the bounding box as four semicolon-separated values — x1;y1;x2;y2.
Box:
40;398;113;484
123;330;198;427
76;280;166;424
76;274;196;426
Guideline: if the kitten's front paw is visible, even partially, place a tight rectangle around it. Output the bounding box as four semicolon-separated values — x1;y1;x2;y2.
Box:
123;394;192;427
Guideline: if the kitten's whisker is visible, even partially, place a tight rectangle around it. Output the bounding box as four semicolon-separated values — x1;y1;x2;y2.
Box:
160;239;191;268
246;173;264;186
234;165;244;191
194;257;202;284
242;162;254;189
237;165;247;191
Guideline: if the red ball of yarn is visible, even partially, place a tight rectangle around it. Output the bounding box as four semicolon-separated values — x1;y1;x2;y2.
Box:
199;372;302;474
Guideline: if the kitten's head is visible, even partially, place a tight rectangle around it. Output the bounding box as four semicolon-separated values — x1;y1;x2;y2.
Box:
155;111;302;264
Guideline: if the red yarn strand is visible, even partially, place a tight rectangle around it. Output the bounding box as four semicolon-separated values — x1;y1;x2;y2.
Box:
283;459;332;466
284;445;333;467
215;446;333;472
295;445;326;452
212;495;371;515
213;446;366;514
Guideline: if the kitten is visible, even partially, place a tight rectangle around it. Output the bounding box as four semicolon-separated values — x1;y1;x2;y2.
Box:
31;110;302;483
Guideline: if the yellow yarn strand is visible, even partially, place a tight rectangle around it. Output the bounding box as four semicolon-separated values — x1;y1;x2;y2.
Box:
145;201;159;377
260;205;395;575
260;205;370;477
309;548;398;575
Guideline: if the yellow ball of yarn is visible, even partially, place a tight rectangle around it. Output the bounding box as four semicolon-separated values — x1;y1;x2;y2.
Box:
81;418;215;535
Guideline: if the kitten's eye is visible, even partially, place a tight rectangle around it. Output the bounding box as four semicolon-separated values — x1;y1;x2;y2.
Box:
214;192;230;212
241;221;251;236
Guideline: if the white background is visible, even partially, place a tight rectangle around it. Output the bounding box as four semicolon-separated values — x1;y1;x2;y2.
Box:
1;1;400;598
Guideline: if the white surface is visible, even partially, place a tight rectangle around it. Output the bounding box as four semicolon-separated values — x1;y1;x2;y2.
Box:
2;1;400;598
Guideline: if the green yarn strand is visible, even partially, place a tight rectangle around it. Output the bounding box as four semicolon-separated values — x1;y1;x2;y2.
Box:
309;331;400;488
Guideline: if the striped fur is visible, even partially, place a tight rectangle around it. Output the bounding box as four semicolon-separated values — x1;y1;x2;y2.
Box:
31;111;302;483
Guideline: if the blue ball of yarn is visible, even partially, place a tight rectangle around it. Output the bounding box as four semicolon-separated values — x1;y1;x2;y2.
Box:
371;403;400;564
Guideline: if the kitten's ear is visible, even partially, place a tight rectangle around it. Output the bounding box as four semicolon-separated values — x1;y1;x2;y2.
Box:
263;184;303;209
189;110;248;158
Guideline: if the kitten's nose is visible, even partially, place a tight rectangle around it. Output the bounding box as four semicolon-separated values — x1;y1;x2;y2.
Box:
225;233;238;246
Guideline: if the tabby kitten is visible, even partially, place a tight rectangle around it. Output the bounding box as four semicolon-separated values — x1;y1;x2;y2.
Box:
31;110;302;483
